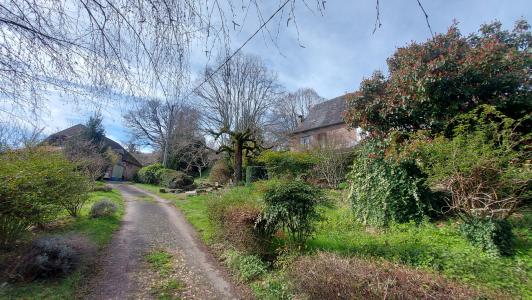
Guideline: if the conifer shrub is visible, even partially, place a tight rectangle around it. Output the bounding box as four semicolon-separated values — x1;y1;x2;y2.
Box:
259;180;322;245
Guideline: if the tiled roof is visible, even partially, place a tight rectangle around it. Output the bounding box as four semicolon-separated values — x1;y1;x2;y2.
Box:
292;95;347;134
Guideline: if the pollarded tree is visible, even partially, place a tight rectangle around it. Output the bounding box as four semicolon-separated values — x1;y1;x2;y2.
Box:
196;52;281;183
345;20;531;136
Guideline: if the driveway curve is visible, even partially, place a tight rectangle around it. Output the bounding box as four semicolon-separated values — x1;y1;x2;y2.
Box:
86;183;242;299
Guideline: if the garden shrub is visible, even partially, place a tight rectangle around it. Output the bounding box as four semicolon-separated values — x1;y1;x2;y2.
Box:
257;150;316;179
348;139;432;227
287;252;480;300
137;163;164;184
208;159;232;184
459;218;515;257
206;187;272;255
13;235;95;281
222;249;268;282
0;149;90;246
157;168;193;189
90;199;118;218
414;106;530;255
260;180;322;245
311;146;352;187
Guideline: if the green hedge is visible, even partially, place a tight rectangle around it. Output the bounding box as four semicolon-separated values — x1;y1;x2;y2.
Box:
137;163;164;184
257;151;316;179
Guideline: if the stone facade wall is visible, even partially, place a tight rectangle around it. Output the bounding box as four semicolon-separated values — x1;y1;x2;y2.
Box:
290;123;359;151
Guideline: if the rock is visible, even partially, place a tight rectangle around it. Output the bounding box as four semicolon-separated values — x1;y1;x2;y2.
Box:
159;188;167;193
185;190;197;196
182;183;197;191
174;189;184;194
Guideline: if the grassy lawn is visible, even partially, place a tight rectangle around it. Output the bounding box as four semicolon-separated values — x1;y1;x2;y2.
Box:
137;181;531;298
311;202;531;297
0;186;125;299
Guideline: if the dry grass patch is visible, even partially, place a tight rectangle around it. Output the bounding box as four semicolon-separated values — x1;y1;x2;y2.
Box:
287;252;489;300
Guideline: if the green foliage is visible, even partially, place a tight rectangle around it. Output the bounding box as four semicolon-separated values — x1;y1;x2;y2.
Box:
348;139;432;227
261;181;322;244
251;273;292;300
222;249;268;282
83;111;105;144
257;151;316;179
157;169;193;189
345;20;531;135
137;163;164;184
413;106;530;243
0;149;90;246
459;218;515;257
310;203;531;297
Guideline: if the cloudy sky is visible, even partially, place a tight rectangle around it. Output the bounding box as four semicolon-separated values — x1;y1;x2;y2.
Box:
34;0;531;147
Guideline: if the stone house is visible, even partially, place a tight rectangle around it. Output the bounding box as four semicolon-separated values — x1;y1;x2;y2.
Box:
43;124;143;180
290;95;361;151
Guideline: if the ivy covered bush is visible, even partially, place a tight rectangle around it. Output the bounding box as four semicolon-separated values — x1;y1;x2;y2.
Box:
257;151;316;179
137;163;164;184
348;139;432;227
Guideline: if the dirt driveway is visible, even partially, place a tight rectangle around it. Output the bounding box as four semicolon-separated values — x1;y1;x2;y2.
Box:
86;183;242;299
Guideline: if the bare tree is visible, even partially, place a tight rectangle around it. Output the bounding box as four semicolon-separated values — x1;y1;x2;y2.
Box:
196;52;281;183
124;100;201;167
270;88;324;147
0;119;44;151
0;0;333;120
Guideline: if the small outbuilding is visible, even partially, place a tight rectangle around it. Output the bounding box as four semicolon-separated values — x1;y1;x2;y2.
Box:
43;124;142;180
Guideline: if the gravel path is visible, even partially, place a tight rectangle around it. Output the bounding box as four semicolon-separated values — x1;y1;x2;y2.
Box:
86;183;242;299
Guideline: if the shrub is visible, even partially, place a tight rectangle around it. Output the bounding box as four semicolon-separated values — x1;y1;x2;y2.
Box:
459;218;515;257
157;169;193;189
208;159;232;184
257;151;316;179
0;149;90;246
287;252;480;300
260;180;322;245
90;199;118;218
415;106;530;255
348;139;432;227
206;186;271;255
13;235;95;281
311;145;352;187
222;249;268;282
138;163;164;184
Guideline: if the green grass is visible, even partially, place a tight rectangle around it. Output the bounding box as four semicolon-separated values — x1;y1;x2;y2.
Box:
0;186;125;299
137;181;531;298
309;202;531;298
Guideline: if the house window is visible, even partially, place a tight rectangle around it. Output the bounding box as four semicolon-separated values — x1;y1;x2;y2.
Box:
300;136;311;148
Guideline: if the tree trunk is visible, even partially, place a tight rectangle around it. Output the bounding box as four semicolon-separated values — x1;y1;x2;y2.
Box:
234;140;243;183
